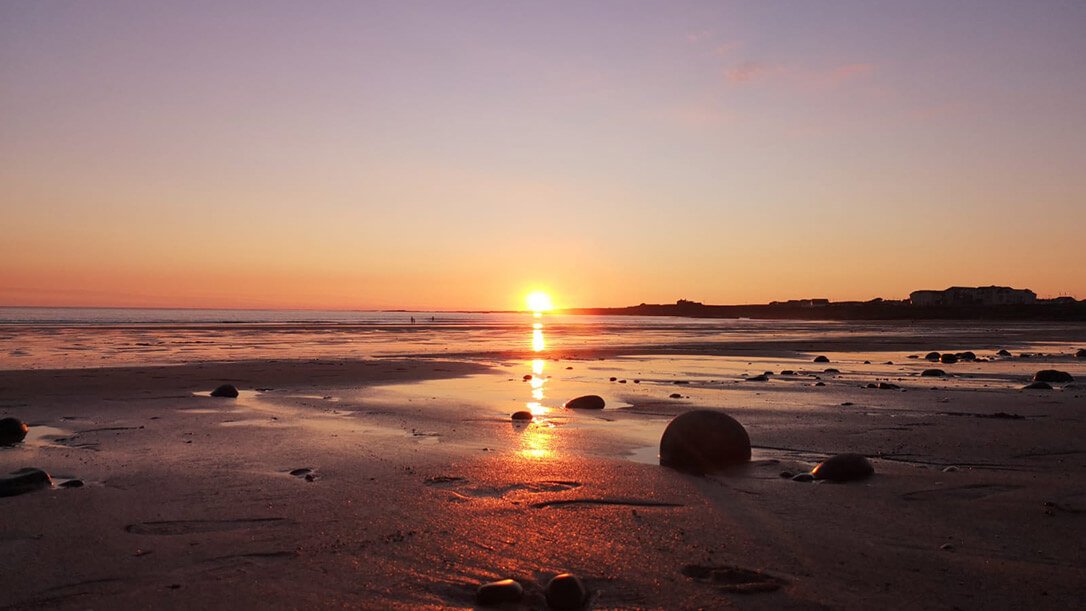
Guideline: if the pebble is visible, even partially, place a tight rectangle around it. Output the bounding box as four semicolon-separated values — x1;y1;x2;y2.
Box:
0;468;52;497
878;382;900;390
669;393;683;399
997;349;1012;357
564;395;605;410
921;369;946;377
811;453;874;482
210;384;239;398
791;473;814;482
813;356;830;363
545;573;588;610
476;578;523;606
511;411;533;421
659;410;751;474
745;374;769;382
942;466;958;472
940;353;959;364
924;352;941;361
59;479;85;488
0;417;29;445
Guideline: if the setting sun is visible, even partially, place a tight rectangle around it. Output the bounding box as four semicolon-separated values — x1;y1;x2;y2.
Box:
525;291;554;313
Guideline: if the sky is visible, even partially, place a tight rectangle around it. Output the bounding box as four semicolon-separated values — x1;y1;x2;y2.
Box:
2;1;1085;310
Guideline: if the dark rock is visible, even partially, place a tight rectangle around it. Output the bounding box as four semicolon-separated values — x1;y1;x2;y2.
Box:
210;384;239;398
863;360;871;364
866;383;877;388
957;351;977;361
0;417;29;445
0;468;52;497
921;369;946;377
673;380;689;385
811;453;874;482
939;353;958;364
823;368;840;374
924;352;941;361
1076;348;1086;359
997;349;1012;357
878;382;900;390
545;573;588;610
476;578;523;606
791;473;814;482
659;410;751;475
780;370;795;375
59;479;84;488
745;374;769;382
814;382;825;386
763;371;774;376
609;377;617;382
907;355;919;359
511;411;533;421
813;356;830;363
523;374;533;381
633;379;641;383
669;393;683;399
1023;381;1052;390
840;402;854;406
289;468;312;477
1034;370;1074;383
564;395;605;410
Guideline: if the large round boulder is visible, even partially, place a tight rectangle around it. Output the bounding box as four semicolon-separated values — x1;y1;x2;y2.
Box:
811;453;874;482
659;410;751;475
0;417;29;445
1034;370;1073;383
924;352;941;361
939;353;959;364
1076;348;1086;359
210;384;239;398
813;355;830;363
921;369;946;377
564;395;605;410
476;579;523;606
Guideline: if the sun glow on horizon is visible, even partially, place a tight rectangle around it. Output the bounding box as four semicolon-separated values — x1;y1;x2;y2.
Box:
525;291;554;314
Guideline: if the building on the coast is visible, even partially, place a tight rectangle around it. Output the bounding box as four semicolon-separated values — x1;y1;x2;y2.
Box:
909;286;1037;306
769;298;830;307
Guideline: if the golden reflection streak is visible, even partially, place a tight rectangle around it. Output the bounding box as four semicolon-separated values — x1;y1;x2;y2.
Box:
518;321;554;459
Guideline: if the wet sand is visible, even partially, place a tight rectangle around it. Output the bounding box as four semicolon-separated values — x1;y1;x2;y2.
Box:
1;345;1085;609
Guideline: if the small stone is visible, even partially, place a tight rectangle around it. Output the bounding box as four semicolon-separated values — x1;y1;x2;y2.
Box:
840;402;854;406
59;479;85;488
0;417;29;445
878;382;900;390
511;411;533;421
210;384;239;398
523;374;533;381
633;379;641;383
939;353;958;364
659;410;751;475
997;349;1012;357
1034;370;1073;383
780;370;795;375
957;351;977;361
1076;348;1086;359
791;473;814;482
304;473;316;482
924;352;941;361
1023;381;1052;390
564;395;605;410
940;543;955;551
942;466;958;472
863;360;871;364
289;468;312;477
669;393;683;399
609;377;617;382
476;578;523;606
813;356;830;363
545;573;588;610
811;453;874;482
921;369;946;377
745;374;769;382
814;382;825;386
618;379;627;384
824;368;840;374
0;468;52;497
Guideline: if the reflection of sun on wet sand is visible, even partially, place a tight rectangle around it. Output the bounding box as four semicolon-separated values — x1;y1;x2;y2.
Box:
0;321;1085;608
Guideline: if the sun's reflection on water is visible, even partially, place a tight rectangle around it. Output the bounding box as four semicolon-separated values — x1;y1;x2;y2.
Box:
518;314;554;460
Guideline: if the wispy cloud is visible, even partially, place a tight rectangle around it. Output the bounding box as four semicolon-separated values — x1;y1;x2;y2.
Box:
726;61;781;83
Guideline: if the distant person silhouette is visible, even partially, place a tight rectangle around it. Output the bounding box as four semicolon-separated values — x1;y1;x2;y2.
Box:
410;316;415;324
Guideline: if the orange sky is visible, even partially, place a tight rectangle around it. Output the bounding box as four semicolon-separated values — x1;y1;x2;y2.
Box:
2;3;1084;310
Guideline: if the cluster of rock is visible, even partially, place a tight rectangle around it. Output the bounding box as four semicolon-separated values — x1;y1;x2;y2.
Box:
1025;369;1075;390
477;573;587;609
924;351;977;364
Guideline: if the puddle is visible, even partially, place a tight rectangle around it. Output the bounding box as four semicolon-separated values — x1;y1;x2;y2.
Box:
0;424;73;450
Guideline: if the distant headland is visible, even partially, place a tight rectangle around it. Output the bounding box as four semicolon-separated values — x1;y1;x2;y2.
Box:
563;286;1086;321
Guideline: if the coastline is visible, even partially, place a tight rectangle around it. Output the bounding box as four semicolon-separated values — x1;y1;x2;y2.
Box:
1;337;1085;608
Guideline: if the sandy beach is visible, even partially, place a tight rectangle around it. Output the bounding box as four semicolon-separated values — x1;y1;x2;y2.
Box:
2;318;1084;610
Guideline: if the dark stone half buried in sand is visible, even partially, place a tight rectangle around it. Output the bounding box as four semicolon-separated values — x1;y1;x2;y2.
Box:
0;468;53;497
745;374;769;382
940;353;959;364
1034;370;1074;383
476;579;523;606
921;369;946;377
0;417;29;445
997;349;1012;357
564;395;605;410
546;573;588;610
1023;381;1053;390
813;355;830;363
210;384;239;398
511;411;533;421
811;453;874;482
957;351;977;361
1076;348;1086;358
659;410;751;475
877;382;900;390
925;351;941;361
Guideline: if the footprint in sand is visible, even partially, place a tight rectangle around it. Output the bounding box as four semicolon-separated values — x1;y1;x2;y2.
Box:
681;564;787;594
901;483;1022;502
